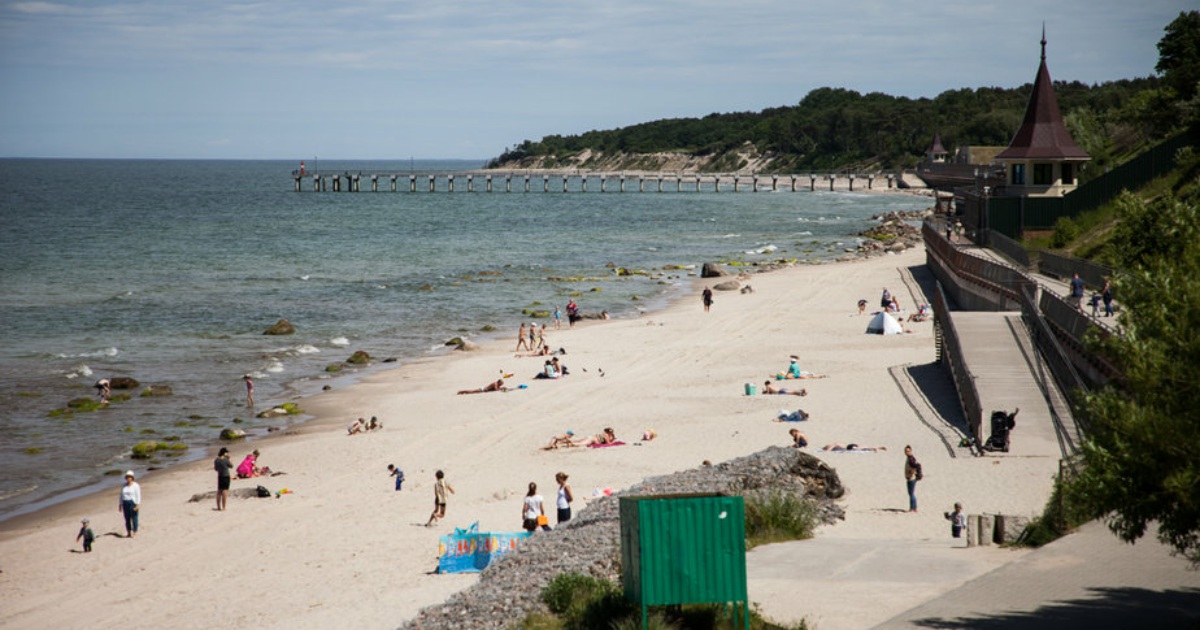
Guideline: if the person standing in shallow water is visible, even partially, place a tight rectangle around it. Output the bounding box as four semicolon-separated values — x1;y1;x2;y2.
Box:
243;374;254;408
904;445;922;513
702;286;713;312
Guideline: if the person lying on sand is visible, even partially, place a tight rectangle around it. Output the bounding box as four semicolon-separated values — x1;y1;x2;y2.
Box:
458;379;507;395
820;443;887;453
763;381;807;396
542;431;579;450
774;409;810;422
574;427;616;446
516;345;551;358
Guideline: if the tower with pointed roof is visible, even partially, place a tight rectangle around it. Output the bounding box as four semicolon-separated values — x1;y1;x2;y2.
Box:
995;28;1090;197
926;132;948;163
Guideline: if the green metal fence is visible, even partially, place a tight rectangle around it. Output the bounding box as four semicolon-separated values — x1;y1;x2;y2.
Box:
986;130;1195;235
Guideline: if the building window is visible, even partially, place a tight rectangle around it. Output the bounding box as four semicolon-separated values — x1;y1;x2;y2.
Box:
1062;163;1074;185
1033;163;1053;185
1011;163;1025;185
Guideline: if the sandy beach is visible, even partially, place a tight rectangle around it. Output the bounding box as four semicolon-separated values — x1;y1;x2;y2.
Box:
0;244;1061;630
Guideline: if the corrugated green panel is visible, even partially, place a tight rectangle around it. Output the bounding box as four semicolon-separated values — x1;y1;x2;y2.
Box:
1021;197;1069;230
987;197;1022;238
619;495;747;606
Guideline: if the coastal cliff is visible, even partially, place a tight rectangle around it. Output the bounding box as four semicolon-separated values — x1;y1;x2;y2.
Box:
488;141;798;174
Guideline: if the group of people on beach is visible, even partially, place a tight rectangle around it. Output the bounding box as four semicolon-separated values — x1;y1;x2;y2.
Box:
520;472;574;532
347;416;383;434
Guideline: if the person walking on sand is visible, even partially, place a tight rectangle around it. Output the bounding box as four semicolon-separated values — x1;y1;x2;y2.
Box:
387;464;405;491
522;482;550;532
243;374;254;408
214;447;233;511
118;471;141;537
702;286;713;312
904;445;922;512
553;305;562;330
77;518;95;552
515;323;530;352
555;472;574;525
425;470;454;527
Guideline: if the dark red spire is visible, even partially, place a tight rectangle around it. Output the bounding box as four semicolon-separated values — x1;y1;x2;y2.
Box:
996;30;1090;161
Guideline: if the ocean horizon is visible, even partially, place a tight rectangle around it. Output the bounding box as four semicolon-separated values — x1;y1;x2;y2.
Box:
0;158;931;521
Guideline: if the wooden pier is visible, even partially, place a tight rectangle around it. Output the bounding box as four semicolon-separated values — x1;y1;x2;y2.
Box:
293;171;899;193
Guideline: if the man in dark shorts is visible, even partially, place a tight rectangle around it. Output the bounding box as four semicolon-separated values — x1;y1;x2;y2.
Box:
214;447;233;511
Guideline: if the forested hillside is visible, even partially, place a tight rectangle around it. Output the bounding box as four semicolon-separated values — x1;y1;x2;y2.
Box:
488;78;1165;176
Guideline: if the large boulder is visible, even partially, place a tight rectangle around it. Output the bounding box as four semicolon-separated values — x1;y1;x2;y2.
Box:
219;428;246;441
713;280;741;291
109;377;141;390
701;262;728;278
346;350;371;365
263;319;296;335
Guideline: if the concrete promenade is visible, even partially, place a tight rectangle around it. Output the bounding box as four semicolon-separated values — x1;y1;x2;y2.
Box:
875;519;1200;629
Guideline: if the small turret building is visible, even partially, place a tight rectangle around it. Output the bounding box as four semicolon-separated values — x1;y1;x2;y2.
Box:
994;31;1091;197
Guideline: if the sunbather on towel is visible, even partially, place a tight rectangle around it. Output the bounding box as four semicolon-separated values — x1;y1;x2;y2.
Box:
575;427;617;446
763;381;807;396
458;379;507;395
542;431;579;450
820;443;887;453
774;409;810;422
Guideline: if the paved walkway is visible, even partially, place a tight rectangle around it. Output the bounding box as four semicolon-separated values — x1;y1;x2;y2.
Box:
874;519;1200;629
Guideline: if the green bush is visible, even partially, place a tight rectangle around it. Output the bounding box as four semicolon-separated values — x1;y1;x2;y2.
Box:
1051;216;1080;248
744;489;820;549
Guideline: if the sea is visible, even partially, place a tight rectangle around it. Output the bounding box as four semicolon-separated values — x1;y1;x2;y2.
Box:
0;158;931;521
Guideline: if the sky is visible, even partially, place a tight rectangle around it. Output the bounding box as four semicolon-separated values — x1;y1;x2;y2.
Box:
0;0;1192;160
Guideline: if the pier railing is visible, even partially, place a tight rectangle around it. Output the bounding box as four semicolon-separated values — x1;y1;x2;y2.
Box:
291;171;901;193
933;280;983;441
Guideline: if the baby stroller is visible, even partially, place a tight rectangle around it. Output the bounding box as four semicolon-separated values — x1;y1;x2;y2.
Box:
982;408;1019;453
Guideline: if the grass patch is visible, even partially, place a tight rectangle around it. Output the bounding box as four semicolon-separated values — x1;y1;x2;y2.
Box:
1016;471;1092;548
527;572;806;630
743;489;820;549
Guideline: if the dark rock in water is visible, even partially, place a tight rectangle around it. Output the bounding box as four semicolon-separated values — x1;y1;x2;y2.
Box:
322;385;332;391
701;262;728;278
219;428;246;441
713;280;740;291
109;377;140;390
383;357;399;363
455;340;480;352
263;319;296;335
346;350;370;365
444;337;466;347
140;385;173;397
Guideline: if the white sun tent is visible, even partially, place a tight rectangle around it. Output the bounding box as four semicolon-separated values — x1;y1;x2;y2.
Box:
866;311;904;335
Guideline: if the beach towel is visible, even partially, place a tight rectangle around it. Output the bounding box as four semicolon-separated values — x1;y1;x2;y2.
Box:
588;441;626;448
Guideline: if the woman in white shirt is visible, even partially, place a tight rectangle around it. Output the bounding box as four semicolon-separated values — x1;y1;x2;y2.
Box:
118;470;141;538
555;472;574;525
522;482;548;532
